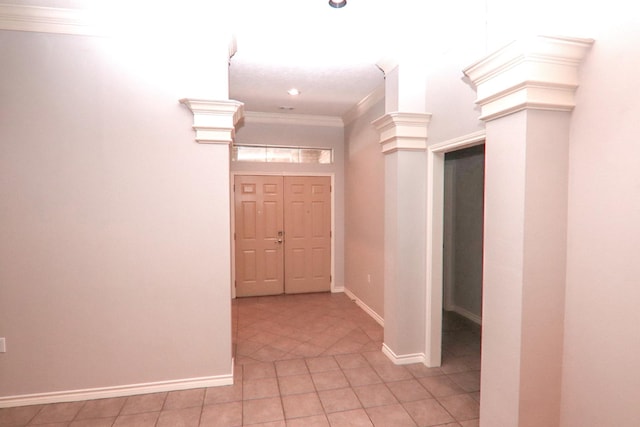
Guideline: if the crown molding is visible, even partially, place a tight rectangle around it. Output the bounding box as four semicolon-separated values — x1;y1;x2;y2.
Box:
0;3;104;36
180;99;244;144
243;111;343;128
376;56;399;76
463;35;594;121
342;84;385;126
372;111;432;154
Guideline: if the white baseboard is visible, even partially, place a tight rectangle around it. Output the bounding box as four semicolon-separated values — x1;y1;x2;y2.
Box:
382;343;426;365
448;305;482;325
331;285;345;293
344;288;384;327
0;369;234;408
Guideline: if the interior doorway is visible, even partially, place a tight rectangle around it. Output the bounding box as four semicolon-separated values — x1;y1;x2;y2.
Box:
443;145;485;325
425;131;486;367
234;175;332;297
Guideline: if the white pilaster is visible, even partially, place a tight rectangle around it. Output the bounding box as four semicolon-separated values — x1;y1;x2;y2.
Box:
464;35;594;121
372;112;432;154
179;99;244;144
464;35;593;427
373;67;431;363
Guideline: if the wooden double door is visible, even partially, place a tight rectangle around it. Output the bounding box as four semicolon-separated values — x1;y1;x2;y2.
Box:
234;175;332;297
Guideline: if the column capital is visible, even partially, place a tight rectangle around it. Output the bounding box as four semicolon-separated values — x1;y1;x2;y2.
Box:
372;112;432;154
464;35;594;121
179;99;244;144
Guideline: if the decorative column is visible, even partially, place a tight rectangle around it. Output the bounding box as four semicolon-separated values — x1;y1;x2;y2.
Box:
464;35;593;427
179;99;244;144
373;57;432;364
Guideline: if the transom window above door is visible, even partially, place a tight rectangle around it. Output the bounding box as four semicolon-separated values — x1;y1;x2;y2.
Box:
232;144;333;164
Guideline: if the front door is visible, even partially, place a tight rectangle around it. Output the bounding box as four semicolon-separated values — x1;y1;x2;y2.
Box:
234;175;331;297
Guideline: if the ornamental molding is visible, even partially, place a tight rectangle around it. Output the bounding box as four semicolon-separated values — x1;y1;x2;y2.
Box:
463;35;594;121
180;99;244;144
0;3;104;36
371;112;432;154
243;111;343;128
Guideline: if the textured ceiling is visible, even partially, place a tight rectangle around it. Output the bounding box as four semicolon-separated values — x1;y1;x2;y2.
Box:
226;0;398;118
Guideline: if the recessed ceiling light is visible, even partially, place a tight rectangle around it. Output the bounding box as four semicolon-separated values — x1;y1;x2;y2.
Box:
287;88;301;96
279;106;295;111
328;0;347;8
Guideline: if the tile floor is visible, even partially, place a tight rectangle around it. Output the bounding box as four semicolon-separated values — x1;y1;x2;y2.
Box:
0;292;481;427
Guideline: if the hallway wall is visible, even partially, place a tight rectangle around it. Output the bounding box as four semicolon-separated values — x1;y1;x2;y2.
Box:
343;93;386;319
0;30;233;400
560;9;640;426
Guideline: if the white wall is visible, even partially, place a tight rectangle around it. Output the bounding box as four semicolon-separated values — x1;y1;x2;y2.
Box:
231;119;345;290
343;95;386;318
0;30;232;400
560;12;640;427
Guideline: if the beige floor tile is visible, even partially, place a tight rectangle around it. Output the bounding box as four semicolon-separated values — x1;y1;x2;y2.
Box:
282;392;324;419
244;378;280;400
418;376;465;398
334;353;369;370
69;418;116;427
156;406;201;427
365;403;417;427
275;359;309;377
342;366;383;387
120;392;166;415
305;356;340;373
402;399;454;427
447;371;481;393
326;408;373;427
112;411;159;427
361;351;390;366
286;414;330;426
386;379;433;402
311;370;350;391
204;384;242;405
75;397;125;420
29;402;85;424
318;388;362;414
371;363;413;382
162;388;205;410
243;362;277;380
0;404;42;426
289;342;326;358
248;422;286;427
353;384;398;408
200;401;242;427
405;364;443;379
278;374;316;396
437;394;480;421
243;397;284;425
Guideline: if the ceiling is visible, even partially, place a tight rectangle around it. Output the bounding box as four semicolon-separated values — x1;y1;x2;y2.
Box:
225;0;399;118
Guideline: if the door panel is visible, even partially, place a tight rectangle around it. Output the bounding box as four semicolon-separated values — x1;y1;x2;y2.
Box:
234;175;284;297
283;176;332;294
234;175;331;297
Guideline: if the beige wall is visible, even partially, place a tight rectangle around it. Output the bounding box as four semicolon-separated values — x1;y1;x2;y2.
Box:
343;96;386;317
0;31;232;399
231;119;346;290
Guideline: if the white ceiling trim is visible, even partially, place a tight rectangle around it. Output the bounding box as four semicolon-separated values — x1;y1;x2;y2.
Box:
243;111;344;128
342;84;385;126
0;3;103;36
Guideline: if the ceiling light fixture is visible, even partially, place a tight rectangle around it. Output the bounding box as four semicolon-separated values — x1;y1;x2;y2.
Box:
328;0;346;8
287;88;301;96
